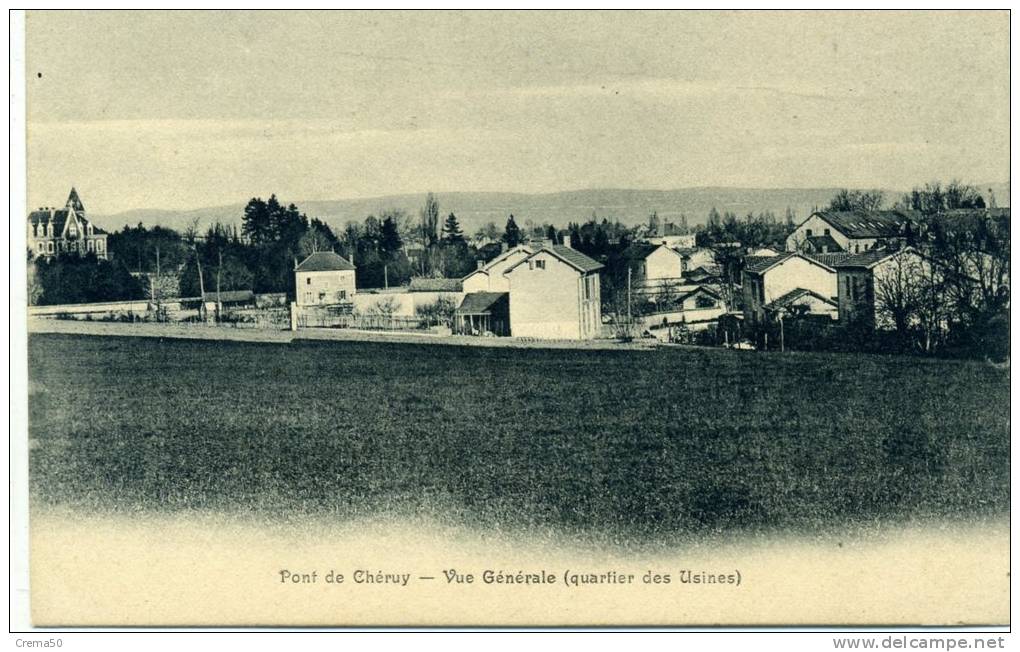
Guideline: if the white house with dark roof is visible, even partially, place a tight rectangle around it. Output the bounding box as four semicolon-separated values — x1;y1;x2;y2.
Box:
786;210;917;254
741;252;841;324
28;188;108;259
504;244;604;340
294;251;357;306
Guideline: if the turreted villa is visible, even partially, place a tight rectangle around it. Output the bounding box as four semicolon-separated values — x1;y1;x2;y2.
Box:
28;187;108;259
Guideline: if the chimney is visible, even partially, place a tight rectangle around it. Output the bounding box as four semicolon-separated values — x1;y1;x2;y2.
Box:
476;259;484;270
563;234;572;249
542;238;554;248
500;242;508;253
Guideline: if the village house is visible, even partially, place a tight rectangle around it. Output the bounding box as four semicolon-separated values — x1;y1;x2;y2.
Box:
786;210;916;254
833;246;931;329
620;243;718;297
639;222;697;249
294;251;357;306
504;244;604;340
741;252;844;325
461;243;535;293
28;188;109;259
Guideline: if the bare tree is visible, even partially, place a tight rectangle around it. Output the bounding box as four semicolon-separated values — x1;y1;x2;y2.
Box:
828;188;885;212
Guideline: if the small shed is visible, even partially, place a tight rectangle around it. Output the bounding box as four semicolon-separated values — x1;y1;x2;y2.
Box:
454;292;510;336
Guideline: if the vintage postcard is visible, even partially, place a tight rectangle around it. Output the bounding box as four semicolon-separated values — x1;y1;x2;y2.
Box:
16;9;1009;628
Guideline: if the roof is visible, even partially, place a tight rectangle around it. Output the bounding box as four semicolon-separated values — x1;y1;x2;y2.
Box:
508;245;604;274
766;288;836;310
408;277;463;292
832;246;918;270
810;210;915;239
66;187;85;212
28;209;70;234
545;245;604;273
467;244;534;277
295;251;356;272
203;290;255;303
744;253;794;274
455;292;508;315
685;264;723;278
803;252;853;268
804;234;843;252
678;285;723;302
745;252;840;276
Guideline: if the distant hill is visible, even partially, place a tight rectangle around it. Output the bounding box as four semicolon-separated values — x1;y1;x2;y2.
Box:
90;184;1010;236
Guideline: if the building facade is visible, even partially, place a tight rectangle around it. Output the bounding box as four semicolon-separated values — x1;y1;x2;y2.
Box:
742;253;839;324
28;188;109;259
294;251;357;306
504;245;603;340
786;210;915;254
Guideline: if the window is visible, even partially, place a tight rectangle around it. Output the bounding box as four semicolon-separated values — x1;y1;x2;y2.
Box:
97;240;104;252
824;228;830;236
854;244;860;253
535;260;546;270
306;278;311;285
583;275;591;300
46;242;53;253
806;229;813;237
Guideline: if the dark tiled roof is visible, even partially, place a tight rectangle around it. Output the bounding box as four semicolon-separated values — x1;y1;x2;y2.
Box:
766;288;836;310
204;290;255;303
804;234;843;253
408;277;463;292
455;292;508;315
744;253;794;274
546;245;604;273
28;209;70;234
812;210;916;239
803;252;853;268
295;251;356;272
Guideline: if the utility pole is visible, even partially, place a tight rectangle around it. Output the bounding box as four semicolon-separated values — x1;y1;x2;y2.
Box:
216;249;223;318
194;246;206;321
779;314;785;353
384;264;388;289
626;266;633;335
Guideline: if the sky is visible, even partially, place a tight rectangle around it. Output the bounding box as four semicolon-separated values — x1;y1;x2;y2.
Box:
24;10;1010;215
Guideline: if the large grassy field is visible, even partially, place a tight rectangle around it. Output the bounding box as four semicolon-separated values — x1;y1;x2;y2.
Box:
28;334;1009;537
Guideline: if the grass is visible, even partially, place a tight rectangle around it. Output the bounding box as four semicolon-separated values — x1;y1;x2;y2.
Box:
27;333;1009;538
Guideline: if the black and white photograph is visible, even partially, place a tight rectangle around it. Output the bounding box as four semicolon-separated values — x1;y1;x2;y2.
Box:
11;9;1011;633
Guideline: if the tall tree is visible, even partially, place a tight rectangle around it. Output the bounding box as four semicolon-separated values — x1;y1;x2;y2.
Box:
503;214;523;247
379;214;403;255
420;193;440;247
441;213;465;243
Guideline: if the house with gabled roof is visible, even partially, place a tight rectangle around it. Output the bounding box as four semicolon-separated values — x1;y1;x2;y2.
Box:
786;210;917;255
462;244;534;293
741;252;841;324
28;187;109;259
294;251;356;306
832;246;932;329
504;244;604;340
